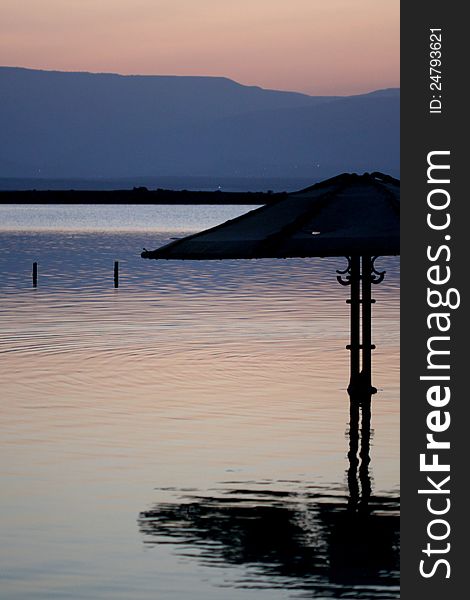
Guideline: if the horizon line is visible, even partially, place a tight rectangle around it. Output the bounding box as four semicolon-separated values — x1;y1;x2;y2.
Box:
0;64;400;99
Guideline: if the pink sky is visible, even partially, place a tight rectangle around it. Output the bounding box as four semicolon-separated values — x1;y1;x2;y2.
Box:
0;0;399;95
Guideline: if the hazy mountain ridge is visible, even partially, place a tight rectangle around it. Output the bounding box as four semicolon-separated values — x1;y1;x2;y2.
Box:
0;67;399;183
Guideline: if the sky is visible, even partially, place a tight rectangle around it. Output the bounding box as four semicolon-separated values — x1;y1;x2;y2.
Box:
0;0;399;96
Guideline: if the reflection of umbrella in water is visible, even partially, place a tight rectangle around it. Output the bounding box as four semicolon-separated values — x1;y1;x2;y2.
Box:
139;488;399;597
138;406;400;598
142;171;399;404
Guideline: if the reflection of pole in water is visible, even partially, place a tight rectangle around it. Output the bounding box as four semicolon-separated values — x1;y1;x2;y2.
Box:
347;397;372;510
347;400;360;507
359;400;372;508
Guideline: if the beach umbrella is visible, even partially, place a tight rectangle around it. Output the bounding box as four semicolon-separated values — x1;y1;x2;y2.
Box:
142;172;400;402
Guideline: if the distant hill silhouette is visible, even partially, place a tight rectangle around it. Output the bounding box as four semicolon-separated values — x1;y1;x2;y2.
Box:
0;67;399;184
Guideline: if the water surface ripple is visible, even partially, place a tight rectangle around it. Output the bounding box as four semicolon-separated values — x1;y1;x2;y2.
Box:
0;206;399;599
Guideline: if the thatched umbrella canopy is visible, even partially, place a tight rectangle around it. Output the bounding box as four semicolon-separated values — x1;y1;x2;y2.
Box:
141;172;399;261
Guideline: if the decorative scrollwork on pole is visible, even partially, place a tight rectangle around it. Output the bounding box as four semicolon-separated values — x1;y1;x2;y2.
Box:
370;256;386;284
336;256;353;286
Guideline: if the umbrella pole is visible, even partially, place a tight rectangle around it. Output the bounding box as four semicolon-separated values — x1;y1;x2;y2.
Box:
361;255;374;396
350;256;361;394
338;255;384;402
340;255;361;396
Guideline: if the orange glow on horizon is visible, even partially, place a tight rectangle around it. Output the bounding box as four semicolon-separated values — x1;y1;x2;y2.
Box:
0;0;399;95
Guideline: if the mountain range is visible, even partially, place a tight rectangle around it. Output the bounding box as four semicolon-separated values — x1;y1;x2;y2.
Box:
0;67;399;188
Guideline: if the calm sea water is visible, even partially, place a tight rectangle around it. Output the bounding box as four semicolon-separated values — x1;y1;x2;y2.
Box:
0;205;400;599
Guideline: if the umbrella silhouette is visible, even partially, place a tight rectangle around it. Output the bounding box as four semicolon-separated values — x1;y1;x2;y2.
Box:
142;172;400;405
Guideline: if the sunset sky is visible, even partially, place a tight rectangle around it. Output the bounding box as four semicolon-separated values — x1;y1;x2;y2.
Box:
0;0;399;95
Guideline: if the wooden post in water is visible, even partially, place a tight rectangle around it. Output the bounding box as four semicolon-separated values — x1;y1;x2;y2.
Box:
32;262;38;287
114;261;119;288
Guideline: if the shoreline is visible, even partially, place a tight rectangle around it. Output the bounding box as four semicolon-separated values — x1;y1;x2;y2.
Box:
0;188;286;205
